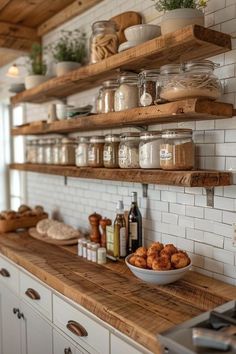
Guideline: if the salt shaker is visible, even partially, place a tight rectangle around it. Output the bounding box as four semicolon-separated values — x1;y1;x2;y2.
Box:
97;247;107;264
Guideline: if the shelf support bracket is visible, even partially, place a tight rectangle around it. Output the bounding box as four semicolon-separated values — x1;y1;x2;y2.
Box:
64;176;68;186
142;184;148;198
205;187;214;208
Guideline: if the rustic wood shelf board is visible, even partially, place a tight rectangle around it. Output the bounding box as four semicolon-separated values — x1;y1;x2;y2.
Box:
11;99;234;136
10;163;231;187
11;25;231;105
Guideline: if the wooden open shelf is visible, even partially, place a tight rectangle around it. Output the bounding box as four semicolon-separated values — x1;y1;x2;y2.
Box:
10;163;232;187
12;99;235;136
11;25;231;105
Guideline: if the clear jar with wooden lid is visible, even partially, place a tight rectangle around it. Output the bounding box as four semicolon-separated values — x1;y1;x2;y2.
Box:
114;73;139;111
52;138;62;165
88;136;105;167
160;129;195;170
103;134;120;168
61;138;76;165
118;132;140;169
139;131;162;169
101;80;119;113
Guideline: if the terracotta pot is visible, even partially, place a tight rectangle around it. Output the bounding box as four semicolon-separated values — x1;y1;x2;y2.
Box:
56;62;81;77
161;8;204;35
25;75;48;90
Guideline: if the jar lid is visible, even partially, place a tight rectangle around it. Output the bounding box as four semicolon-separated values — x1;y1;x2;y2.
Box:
91;243;99;250
78;238;86;244
92;20;117;31
89;136;105;143
102;79;119;88
162;129;193;139
160;64;181;75
82;239;88;245
78;136;89;143
140;131;162;140
98;247;106;252
120;132;140;141
184;60;218;72
61;138;76;144
119;72;138;84
139;69;160;77
105;134;120;143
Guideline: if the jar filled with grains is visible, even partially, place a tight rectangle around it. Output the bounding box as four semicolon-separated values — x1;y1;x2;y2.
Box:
139;69;161;106
44;139;54;164
76;136;89;167
139;131;162;169
160;129;195;170
61;138;76;165
96;88;103;114
118;132;140;169
37;139;46;164
88;136;105;167
31;140;38;163
52;138;62;165
26;140;33;163
103;134;120;168
114;73;139;111
101;80;119;113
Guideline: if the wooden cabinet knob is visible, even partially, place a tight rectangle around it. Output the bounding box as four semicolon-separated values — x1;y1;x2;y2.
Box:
25;288;41;300
0;268;10;277
66;320;88;337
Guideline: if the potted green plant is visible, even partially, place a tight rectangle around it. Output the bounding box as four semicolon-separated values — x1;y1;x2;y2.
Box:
25;43;48;89
152;0;208;35
49;29;87;77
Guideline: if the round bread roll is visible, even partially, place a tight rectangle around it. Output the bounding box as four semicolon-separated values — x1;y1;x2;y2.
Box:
18;204;31;213
134;256;147;269
36;219;59;235
160;244;178;257
147;253;157;269
47;223;80;240
147;242;163;256
171;252;190;269
34;205;44;215
129;255;137;266
135;247;147;258
152;256;171;271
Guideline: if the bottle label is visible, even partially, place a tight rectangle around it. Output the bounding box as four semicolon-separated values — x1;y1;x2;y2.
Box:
130;222;138;240
106;226;115;255
160;148;172;161
119;227;126;257
140;92;152;106
88;149;95;162
103;149;111;162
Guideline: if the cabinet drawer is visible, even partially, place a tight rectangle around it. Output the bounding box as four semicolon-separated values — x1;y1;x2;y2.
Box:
53;295;109;354
20;271;52;320
0;255;19;294
111;334;147;354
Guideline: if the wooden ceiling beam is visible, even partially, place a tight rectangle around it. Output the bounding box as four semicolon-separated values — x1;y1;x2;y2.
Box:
37;0;104;36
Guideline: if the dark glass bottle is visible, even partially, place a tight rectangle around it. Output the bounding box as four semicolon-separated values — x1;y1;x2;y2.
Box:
128;192;142;253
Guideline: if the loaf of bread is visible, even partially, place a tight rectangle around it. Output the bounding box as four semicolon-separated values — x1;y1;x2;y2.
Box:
36;219;59;235
47;223;80;240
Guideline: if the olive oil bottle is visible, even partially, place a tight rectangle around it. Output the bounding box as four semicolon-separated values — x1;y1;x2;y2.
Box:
128;192;142;253
114;200;126;258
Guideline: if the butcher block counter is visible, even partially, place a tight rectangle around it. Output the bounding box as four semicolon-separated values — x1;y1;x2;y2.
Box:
0;232;236;354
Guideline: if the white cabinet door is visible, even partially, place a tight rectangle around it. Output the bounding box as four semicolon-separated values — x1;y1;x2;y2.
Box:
20;301;53;354
111;334;146;354
53;329;77;354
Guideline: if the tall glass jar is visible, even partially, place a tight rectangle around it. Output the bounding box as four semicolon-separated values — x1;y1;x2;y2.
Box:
31;140;38;164
26;140;32;163
88;136;105;167
139;131;162;169
52;138;62;165
114;73;139;111
37;139;45;164
96;88;103;114
103;134;120;168
61;138;76;165
139;70;161;106
90;20;118;64
101;80;119;113
160;129;195;170
160;60;222;102
44;139;54;164
118;133;140;169
76;137;89;167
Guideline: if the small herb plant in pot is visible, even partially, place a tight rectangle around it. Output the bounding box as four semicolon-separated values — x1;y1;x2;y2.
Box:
50;29;87;77
25;43;48;90
152;0;208;35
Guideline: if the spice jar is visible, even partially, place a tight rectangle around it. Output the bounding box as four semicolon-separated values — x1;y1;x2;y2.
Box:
76;137;89;167
61;138;76;165
44;139;54;164
91;243;99;262
90;20;118;64
160;129;195;170
82;239;88;258
139;69;161;106
87;242;94;261
97;247;107;264
118;132;140;169
88;136;105;167
139;131;162;169
101;80;119;113
96;88;103;114
37;139;46;164
160;60;222;102
114;73;139;111
103;134;120;168
78;238;85;257
52;138;62;165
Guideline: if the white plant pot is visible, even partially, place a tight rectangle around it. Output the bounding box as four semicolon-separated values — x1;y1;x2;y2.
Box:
56;62;81;77
161;8;204;35
25;75;48;90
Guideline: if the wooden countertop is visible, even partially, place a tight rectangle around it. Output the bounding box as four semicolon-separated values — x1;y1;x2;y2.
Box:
0;232;236;353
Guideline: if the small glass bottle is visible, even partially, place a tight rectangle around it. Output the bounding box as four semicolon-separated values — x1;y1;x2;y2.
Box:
101;80;119;113
103;134;120;168
87;242;93;261
114;200;127;258
78;238;85;257
97;247;107;264
82;239;88;258
91;243;99;262
76;136;89;167
88;136;105;167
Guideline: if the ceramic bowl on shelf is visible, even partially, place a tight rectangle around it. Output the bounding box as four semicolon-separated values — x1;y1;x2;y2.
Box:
118;40;143;52
124;24;161;42
125;254;192;285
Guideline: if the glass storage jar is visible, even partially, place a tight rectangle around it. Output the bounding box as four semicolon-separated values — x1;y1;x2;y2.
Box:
139;70;161;106
160;129;195;170
26;140;33;163
139;131;162;169
101;80;119;113
88;136;105;167
118;132;140;169
76;136;89;167
160;60;222;102
114;73;139;111
31;140;38;164
61;138;76;165
103;134;120;168
96;88;103;114
90;20;118;64
44;139;54;164
37;139;46;164
52;138;62;165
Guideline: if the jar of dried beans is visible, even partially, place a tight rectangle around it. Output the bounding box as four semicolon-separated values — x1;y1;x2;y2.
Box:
160;129;195;170
114;73;139;111
101;80;119;113
61;138;76;165
118;132;140;169
103;134;120;168
88;136;105;167
90;20;118;64
139;69;161;106
139;131;162;169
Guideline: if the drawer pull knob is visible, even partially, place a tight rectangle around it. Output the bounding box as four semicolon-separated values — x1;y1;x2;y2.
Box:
13;308;19;315
66;320;88;337
64;348;72;354
0;268;10;277
25;288;40;300
17;311;24;320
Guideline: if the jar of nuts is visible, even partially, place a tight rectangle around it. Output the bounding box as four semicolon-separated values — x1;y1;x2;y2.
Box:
90;20;118;64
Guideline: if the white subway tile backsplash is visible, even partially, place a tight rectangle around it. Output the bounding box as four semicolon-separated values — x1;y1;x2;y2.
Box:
204;232;224;248
186;206;204;218
204;208;222;222
204;258;224;274
187;228;204;242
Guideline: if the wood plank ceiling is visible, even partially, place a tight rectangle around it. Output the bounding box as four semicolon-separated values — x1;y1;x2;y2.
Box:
0;0;103;67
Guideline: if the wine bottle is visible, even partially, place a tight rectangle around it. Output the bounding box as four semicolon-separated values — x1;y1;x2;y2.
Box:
114;200;126;258
128;192;142;253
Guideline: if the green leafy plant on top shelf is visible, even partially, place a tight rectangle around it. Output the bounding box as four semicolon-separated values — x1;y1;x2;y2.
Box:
27;43;47;75
151;0;208;11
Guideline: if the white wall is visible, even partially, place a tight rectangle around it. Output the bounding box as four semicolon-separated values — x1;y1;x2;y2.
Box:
22;0;236;285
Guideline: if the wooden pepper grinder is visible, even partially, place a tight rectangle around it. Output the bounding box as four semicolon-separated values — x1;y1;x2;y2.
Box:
99;217;112;248
88;212;102;243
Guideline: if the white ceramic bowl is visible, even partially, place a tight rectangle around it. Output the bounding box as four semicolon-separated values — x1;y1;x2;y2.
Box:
125;254;191;285
124;24;161;42
118;40;143;52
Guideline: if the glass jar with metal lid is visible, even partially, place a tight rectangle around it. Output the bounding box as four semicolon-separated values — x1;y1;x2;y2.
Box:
76;136;89;167
160;60;222;102
44;138;54;164
61;138;76;165
103;134;120;168
114;73;139;111
101;80;119;113
37;139;46;164
52;138;62;165
139;131;162;169
118;132;140;169
139;70;161;106
160;129;195;170
90;20;118;64
88;136;105;167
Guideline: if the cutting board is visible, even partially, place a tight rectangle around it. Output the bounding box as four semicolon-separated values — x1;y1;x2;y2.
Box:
111;11;142;44
28;228;81;246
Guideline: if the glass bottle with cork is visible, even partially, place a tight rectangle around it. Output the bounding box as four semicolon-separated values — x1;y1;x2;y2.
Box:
128;192;142;254
114;200;127;258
